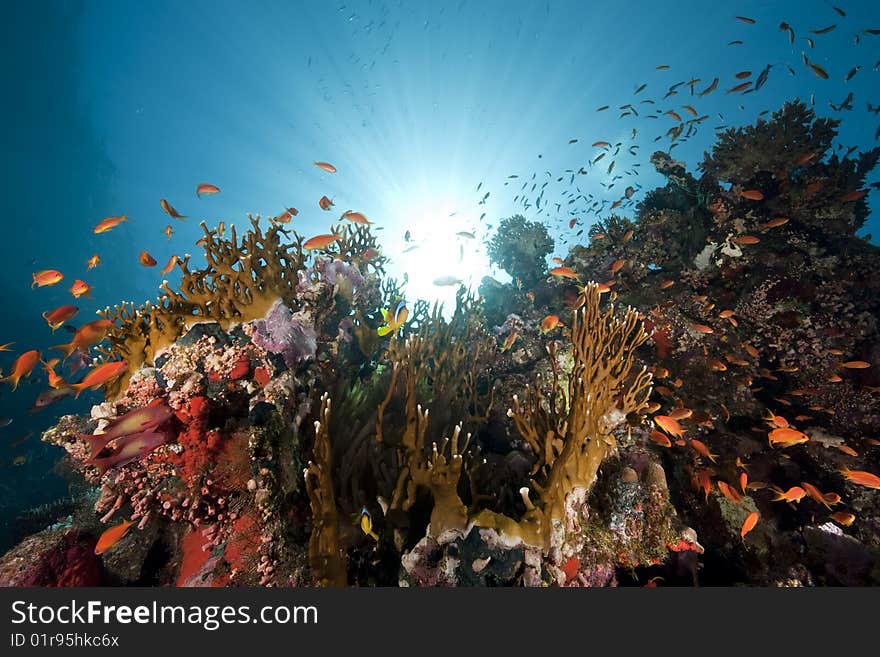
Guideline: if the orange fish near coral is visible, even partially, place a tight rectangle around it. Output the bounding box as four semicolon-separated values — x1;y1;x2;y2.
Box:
42;305;78;331
840;360;871;369
160;199;185;220
654;415;685;438
691;439;718;463
303;233;341;250
690;323;714;334
768;427;809;447
318;195;334;210
71;360;127;398
94;519;135;555
32;269;63;288
840;189;867;202
93;215;127;234
540;315;563;334
840;468;880;489
164;225;173;240
762;217;789;229
53;319;114;359
772;486;806;503
314;161;337;173
610;258;626;274
739;189;764;200
160;255;179;276
830;512;855;526
42;358;67;389
1;350;40;391
139;251;157;267
741;511;759;539
549;266;579;280
801;482;840;509
69;279;92;299
733;235;760;245
196;183;220;198
87;254;101;270
500;331;519;352
650;430;672;447
341;210;372;225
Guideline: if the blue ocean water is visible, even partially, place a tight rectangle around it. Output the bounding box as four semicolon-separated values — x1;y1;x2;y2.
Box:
0;0;877;551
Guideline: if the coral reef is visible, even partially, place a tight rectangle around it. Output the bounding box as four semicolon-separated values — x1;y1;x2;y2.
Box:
5;101;880;588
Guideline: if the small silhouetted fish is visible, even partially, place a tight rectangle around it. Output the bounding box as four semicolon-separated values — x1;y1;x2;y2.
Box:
811;24;836;35
754;64;772;90
0;417;12;428
845;65;861;81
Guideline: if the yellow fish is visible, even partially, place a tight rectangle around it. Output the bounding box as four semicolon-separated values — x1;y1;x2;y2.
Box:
359;507;379;541
377;300;408;337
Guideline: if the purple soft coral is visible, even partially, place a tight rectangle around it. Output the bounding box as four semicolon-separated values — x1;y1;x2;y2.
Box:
247;300;318;368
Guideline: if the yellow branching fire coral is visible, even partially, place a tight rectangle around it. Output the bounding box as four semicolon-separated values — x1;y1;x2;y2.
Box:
304;393;346;587
373;299;492;538
472;283;654;551
97;215;310;395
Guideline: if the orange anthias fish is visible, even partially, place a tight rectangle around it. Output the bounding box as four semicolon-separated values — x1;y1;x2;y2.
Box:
690;438;718;463
71;360;127;398
318;195;334;210
341;210;372;225
69;279;92;299
840;189;868;203
160;255;179;276
1;350;40;390
314;161;337;173
42;305;79;331
164;225;173;240
139;251;157;267
772;486;806;503
840;468;880;490
830;512;855;526
739;189;764;200
94;519;135;555
87;254;101;270
54;319;114;359
650;430;672;447
540;314;563;334
32;269;63;288
717;480;741;504
549;266;579;280
500;331;519;352
377;300;408;338
160;199;185;220
690;323;714;334
840;360;871;369
654;415;685;438
762;217;789;229
42;358;67;389
733;235;760;245
93;215;127;234
768;427;809;447
610;258;626;274
741;511;759;539
801;482;840;509
196;183;220;198
303;233;341;250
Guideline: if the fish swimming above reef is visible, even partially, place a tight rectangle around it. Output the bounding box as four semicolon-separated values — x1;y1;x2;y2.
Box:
160;199;186;220
432;275;462;286
93;215;127;234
